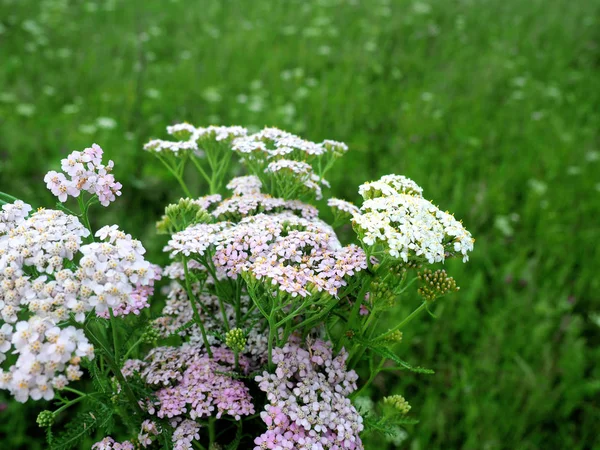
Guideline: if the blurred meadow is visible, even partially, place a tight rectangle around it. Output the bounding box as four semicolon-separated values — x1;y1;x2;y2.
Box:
1;0;599;448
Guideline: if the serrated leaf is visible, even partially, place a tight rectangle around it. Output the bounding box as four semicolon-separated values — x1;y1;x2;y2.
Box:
352;336;434;374
225;423;243;450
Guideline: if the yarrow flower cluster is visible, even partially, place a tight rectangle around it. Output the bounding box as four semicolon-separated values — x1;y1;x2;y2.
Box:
353;175;474;263
231;127;346;200
3;126;473;450
79;225;160;316
167;211;367;298
44;143;122;206
0;203;158;402
123;345;255;421
92;437;135;450
254;340;363;450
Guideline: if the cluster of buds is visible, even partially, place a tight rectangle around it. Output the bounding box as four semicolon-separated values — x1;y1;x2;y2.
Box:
417;269;459;302
225;328;246;353
156;198;212;234
383;395;411;415
36;410;54;428
368;280;397;308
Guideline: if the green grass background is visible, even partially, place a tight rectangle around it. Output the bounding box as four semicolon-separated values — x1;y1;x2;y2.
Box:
1;0;599;448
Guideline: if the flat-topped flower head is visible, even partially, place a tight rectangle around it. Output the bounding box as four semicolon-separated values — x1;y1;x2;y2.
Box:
44;144;122;206
328;198;361;217
0;200;32;235
192;125;248;143
166;122;197;140
254;339;363;450
358;174;423;200
226;175;262;196
123;345;255;422
143;139;200;156
354;175;474;263
232;126;347;163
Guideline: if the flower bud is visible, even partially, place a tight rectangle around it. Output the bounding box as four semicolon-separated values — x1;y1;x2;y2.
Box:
383;395;411;415
225;328;246;353
36;410;54;428
417;269;459;302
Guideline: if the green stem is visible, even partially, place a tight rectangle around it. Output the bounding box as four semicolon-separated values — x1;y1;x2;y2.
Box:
190;156;212;187
122;336;144;361
83;325;143;413
62;386;87;397
352;357;386;398
108;308;119;364
53;395;86;415
267;318;276;369
377;302;428;340
208;417;216;447
77;195;94;239
156;154;192;197
183;257;213;358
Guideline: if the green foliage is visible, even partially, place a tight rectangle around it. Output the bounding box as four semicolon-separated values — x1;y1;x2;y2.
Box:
49;407;113;450
352;335;434;374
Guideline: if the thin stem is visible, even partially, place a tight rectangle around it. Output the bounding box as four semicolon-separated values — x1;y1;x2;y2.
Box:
156;154;192;197
62;386;87;397
122;336;145;361
377;302;428;340
183;257;213;358
352;357;386;398
267;318;276;369
83;325;143;413
208;417;216;447
77;195;94;239
108;308;119;364
53;395;86;415
190;156;212;187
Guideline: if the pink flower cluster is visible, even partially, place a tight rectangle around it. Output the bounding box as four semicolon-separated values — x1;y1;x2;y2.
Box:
167;211;367;298
254;340;363;450
124;345;255;421
92;437;135;450
44;144;122;206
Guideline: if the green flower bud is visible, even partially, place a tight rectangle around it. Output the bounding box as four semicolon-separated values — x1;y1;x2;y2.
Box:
383;395;411;415
36;410;54;428
225;328;246;353
417;269;459;302
141;324;161;344
162;198;212;232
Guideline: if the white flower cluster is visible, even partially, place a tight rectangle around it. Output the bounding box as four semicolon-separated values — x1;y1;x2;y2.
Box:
328;198;361;216
231;127;347;200
0;203;158;402
79;225;160;316
143;139;200;156
0;318;93;402
145;123;248;156
191;125;248;143
353;175;474;263
44;143;122;206
358;174;423;199
0;200;32;235
226;175;262;196
232;127;340;159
